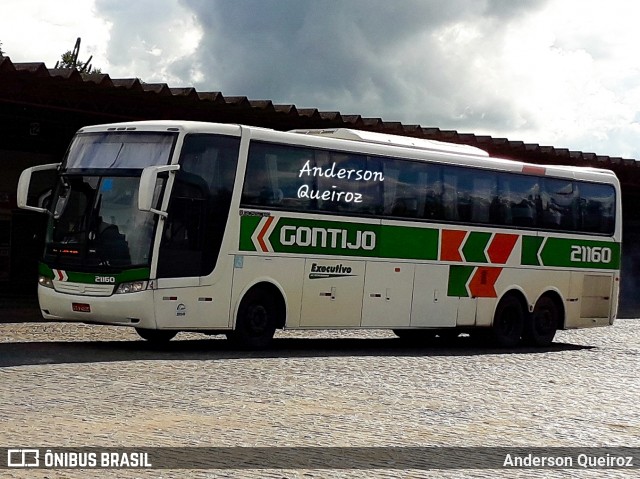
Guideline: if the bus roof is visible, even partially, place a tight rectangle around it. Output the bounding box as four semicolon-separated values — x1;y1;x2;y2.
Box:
288;128;617;184
290;128;490;158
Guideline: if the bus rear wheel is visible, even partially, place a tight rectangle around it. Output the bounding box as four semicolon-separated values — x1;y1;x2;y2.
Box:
228;290;277;350
135;328;177;343
490;295;524;348
523;295;559;347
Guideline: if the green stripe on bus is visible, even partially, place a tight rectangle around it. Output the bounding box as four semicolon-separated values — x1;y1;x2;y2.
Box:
521;236;620;269
521;236;543;266
239;216;439;260
39;262;54;278
539;238;620;269
379;225;438;260
38;263;150;283
462;232;491;263
448;265;474;297
240;216;620;269
239;215;261;252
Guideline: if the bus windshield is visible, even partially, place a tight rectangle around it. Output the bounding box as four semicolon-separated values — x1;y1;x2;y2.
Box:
64;132;176;170
45;175;161;271
41;130;178;271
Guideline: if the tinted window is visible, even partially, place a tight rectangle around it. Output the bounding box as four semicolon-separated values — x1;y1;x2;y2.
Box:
578;182;616;233
541;178;578;230
158;134;239;278
497;174;540;227
243;142;384;215
241;141;615;235
445;167;497;224
43;175;162;270
383;159;442;219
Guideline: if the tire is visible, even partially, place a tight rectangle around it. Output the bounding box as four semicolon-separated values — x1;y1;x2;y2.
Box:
490;295;525;348
523;295;559;347
228;290;278;350
135;328;177;343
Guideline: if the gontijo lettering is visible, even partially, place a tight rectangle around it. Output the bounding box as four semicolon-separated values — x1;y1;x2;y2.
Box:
280;225;376;250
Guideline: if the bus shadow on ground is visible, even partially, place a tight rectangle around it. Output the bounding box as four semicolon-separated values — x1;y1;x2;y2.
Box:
0;336;593;368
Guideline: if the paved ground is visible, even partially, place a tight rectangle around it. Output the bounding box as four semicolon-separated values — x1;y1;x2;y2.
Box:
0;311;638;478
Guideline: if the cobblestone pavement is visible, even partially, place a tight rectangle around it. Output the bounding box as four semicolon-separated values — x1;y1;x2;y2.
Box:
0;318;639;479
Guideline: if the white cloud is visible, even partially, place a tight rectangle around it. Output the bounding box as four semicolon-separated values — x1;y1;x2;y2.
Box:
0;0;110;68
481;0;640;157
95;0;202;85
386;0;640;158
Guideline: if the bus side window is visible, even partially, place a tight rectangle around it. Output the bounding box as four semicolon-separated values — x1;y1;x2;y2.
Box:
243;143;314;210
383;159;433;219
389;170;419;218
158;134;239;278
499;175;539;227
244;145;280;207
442;168;459;222
316;152;376;214
382;159;444;221
456;170;474;223
578;182;616;234
470;171;497;224
542;178;577;231
242;147;271;206
422;165;443;221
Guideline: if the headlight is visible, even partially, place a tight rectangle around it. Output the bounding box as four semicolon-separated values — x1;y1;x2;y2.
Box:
38;276;54;289
115;281;148;294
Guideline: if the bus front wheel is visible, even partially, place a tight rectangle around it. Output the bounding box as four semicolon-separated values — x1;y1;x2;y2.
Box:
135;328;177;343
490;295;524;348
523;295;559;347
228;290;277;350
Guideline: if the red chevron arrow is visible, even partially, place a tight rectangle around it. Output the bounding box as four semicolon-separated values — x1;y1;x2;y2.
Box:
441;229;466;262
257;216;275;252
468;266;502;298
487;233;518;264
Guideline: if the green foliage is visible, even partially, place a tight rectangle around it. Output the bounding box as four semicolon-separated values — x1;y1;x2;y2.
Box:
55;38;101;74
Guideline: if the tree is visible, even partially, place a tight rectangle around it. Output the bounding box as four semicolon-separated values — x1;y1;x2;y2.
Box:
55;37;101;73
0;41;5;57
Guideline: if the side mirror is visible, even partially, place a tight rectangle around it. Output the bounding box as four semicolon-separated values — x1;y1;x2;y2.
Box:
138;164;180;216
17;163;61;214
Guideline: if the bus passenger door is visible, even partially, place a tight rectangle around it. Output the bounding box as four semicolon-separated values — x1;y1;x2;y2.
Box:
411;264;458;327
299;259;365;327
361;261;414;327
153;133;240;330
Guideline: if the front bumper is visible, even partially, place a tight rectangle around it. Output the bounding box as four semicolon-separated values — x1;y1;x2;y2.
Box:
38;284;156;328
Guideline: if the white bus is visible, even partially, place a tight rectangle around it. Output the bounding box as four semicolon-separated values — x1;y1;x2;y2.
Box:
17;121;621;348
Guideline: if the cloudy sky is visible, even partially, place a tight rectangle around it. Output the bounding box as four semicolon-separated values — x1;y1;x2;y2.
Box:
2;0;640;159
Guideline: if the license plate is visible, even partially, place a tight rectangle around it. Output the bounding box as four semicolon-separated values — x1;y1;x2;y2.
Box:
72;303;91;313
